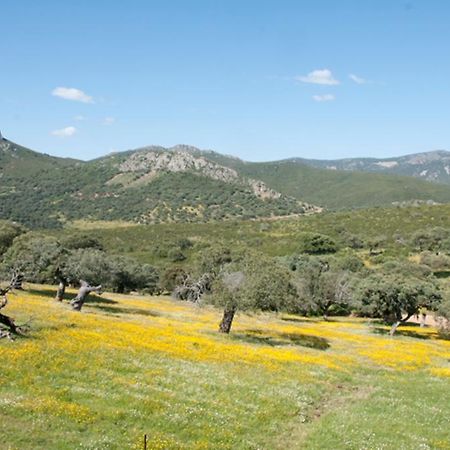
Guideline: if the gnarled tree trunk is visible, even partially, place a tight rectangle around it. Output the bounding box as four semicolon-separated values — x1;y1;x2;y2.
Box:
0;272;26;338
420;313;426;328
219;305;236;334
389;313;414;336
55;279;67;302
0;312;18;334
70;280;102;311
0;290;17;336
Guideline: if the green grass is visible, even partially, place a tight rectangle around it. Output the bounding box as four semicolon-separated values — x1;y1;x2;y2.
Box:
1;287;449;449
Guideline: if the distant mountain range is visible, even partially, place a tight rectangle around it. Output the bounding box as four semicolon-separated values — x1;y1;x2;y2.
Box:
2;132;450;228
287;150;450;185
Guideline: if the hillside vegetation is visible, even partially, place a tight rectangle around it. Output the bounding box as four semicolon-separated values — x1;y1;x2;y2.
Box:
2;137;450;227
234;160;450;210
49;204;450;266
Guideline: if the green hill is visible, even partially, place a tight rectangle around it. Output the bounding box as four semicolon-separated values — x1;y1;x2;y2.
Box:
2;136;450;228
0;139;313;228
232;160;450;210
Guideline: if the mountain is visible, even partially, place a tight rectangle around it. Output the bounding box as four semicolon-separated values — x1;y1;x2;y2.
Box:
2;134;450;228
0;136;316;228
288;150;450;185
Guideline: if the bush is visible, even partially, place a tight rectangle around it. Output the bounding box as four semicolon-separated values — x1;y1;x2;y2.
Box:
419;252;450;272
159;266;187;293
167;248;186;262
297;233;337;255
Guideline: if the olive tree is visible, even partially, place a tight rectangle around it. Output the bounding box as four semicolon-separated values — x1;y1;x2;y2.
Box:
290;256;354;319
355;275;442;335
0;221;26;256
436;292;450;336
297;232;337;255
209;255;297;333
1;234;70;300
0;272;26;338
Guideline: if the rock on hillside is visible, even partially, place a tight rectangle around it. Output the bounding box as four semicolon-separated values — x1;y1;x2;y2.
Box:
116;149;284;200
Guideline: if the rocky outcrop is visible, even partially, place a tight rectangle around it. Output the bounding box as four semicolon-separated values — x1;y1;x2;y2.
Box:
118;150;285;200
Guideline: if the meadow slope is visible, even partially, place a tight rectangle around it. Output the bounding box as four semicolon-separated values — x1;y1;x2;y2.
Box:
1;287;449;449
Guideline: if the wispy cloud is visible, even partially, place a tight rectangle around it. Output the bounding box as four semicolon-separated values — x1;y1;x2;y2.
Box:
312;94;335;102
51;126;77;137
296;69;339;85
349;73;366;84
52;87;94;103
74;115;86;121
103;117;115;125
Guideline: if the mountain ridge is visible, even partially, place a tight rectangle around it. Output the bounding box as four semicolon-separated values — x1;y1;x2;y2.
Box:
281;150;450;184
2;134;450;228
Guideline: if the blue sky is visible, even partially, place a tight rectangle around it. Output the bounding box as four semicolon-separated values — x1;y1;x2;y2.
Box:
1;0;450;161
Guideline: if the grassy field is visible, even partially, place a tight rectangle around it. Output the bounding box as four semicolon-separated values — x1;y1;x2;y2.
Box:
1;286;450;449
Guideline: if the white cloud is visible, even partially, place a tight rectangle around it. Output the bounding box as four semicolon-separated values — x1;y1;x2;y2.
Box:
74;115;86;121
103;117;115;125
312;94;335;102
349;73;366;84
51;126;77;137
297;69;339;85
52;87;94;103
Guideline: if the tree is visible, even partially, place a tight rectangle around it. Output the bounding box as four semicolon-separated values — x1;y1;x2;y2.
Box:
1;234;70;301
65;249;159;296
436;293;450;337
70;280;103;311
159;266;188;293
291;256;353;319
297;233;337;255
355;275;442;335
173;273;214;302
0;220;26;256
1;234;67;284
197;245;233;276
64;248;111;288
210;255;297;333
61;233;104;251
108;256;159;294
0;272;25;338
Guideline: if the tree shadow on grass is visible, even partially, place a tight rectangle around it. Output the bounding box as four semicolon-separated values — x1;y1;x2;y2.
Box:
231;328;330;350
25;288;118;305
372;327;434;340
281;316;339;324
83;295;118;305
280;316;313;324
89;304;162;317
26;288;60;300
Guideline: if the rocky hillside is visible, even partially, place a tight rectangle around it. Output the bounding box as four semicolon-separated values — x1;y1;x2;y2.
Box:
290;150;450;184
0;136;315;228
109;149;282;200
2;134;450;228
